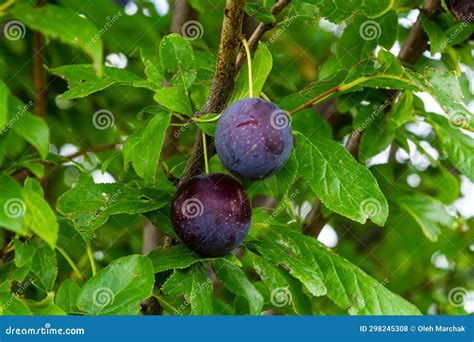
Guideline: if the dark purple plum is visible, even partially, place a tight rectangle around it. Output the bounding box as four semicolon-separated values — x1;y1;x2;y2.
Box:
171;173;251;257
215;98;293;180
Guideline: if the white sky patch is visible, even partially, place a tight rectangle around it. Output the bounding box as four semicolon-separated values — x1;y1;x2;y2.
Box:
105;53;128;69
92;170;116;184
124;2;138;16
151;0;170;16
398;9;419;28
415;92;445;114
454;176;474;218
407;173;421;187
317;224;338;248
59;143;79;156
367;144;391;166
431;251;454;270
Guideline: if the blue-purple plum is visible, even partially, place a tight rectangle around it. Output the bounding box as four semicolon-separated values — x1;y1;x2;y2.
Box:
171;173;251;257
215;98;293;180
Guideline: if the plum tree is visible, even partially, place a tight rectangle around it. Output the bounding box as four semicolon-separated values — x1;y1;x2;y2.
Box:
214;98;293;180
171;173;251;256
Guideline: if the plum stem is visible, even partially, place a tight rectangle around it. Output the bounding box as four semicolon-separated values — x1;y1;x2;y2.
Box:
202;131;210;174
56;246;85;280
86;245;97;276
241;37;254;98
192;114;221;123
261;91;271;101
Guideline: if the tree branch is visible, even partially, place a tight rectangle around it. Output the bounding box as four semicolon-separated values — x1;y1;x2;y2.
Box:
180;0;292;182
180;0;245;182
235;0;292;69
302;0;442;238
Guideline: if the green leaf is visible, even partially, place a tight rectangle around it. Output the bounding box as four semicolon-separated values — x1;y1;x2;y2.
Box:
429;114;474;181
31;243;58;292
230;42;273;103
391;91;414;127
25;294;66;315
415;69;473;130
422;17;447;55
123;112;171;181
76;255;154;315
0;174;26;234
160;33;196;91
252;252;312;315
251;226;421;315
359;115;397;161
23;188;58;249
154;86;193;116
56;279;81;314
337;12;398;67
56;175;170;242
149;244;204;273
295;132;389;226
50;64;143;99
9;96;49;159
148;244;241;273
161;263;213;315
245;236;327;297
301;0;394;23
13;3;103;74
0;292;33;315
391;191;456;242
14;239;36;268
140;48;164;89
212;259;263;315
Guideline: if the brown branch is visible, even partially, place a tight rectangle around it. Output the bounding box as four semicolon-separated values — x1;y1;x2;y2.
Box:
180;0;291;182
302;0;442;238
180;0;245;182
65;142;122;160
235;0;292;69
